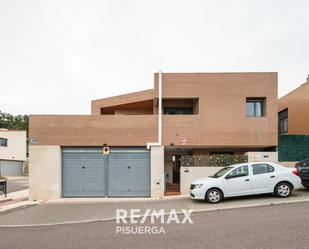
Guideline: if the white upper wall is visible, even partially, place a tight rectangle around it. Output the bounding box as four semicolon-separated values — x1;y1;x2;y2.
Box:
0;130;27;161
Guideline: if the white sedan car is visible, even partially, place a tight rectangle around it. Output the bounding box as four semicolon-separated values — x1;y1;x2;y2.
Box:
190;162;301;203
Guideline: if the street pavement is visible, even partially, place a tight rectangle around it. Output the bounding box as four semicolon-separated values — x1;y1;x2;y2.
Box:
1;187;309;226
0;201;309;249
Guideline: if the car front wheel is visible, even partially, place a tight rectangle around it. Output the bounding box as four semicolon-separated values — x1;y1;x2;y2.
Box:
206;188;223;204
275;182;292;198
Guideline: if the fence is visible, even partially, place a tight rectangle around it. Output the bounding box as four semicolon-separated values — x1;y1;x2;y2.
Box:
279;135;309;162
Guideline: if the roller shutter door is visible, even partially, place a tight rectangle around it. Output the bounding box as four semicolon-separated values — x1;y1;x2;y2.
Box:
0;160;23;176
108;147;150;197
62;148;106;197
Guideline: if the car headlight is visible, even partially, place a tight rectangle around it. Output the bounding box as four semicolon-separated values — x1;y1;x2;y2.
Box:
194;184;204;189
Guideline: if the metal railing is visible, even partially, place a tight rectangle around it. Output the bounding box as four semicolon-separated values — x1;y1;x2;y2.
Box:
0;179;7;197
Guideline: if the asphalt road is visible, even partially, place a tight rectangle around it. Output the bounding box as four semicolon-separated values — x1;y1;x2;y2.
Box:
1;201;309;249
6;177;28;193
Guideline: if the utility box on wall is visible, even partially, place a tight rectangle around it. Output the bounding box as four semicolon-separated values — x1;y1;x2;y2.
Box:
246;152;278;163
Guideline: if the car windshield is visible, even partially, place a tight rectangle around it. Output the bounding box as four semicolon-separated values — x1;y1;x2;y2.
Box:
211;167;233;178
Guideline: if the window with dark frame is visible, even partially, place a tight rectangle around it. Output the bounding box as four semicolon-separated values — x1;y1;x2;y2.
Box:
0;138;8;147
163;107;193;115
278;108;288;134
246;98;265;117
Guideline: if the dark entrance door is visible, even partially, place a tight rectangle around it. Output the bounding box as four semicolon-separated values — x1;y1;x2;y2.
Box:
172;155;181;183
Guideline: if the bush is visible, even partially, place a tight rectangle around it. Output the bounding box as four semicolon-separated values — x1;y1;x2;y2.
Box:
180;154;248;167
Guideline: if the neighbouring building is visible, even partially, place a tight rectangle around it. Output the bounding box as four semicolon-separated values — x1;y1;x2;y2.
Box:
29;72;278;200
278;76;309;162
0;129;27;176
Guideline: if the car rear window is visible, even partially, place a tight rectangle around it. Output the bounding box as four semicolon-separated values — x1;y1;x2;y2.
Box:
252;164;274;175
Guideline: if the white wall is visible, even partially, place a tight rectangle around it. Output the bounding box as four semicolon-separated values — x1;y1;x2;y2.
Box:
29;145;61;200
180;166;223;195
0;130;27;161
150;146;164;198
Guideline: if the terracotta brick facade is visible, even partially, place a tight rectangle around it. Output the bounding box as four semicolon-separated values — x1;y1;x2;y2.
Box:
30;72;278;148
278;81;309;134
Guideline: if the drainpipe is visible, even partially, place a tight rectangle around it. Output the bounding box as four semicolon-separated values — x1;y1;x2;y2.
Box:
147;70;162;149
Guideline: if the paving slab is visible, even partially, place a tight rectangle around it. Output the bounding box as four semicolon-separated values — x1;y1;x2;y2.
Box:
0;188;309;227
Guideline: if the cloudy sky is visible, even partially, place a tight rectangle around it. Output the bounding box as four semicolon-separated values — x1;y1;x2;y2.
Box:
0;0;308;115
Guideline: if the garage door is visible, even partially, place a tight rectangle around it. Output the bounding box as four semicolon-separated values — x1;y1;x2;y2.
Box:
0;160;23;176
62;148;106;197
108;148;150;197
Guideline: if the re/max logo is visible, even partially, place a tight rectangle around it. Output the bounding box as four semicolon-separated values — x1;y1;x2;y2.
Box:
116;209;193;224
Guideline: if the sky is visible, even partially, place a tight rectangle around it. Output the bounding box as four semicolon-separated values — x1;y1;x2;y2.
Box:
0;0;308;115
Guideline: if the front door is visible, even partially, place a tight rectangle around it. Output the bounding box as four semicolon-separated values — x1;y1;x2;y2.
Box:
224;165;251;197
172;155;181;183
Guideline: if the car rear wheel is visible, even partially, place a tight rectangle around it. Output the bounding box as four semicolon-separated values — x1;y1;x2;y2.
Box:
275;182;292;198
206;188;223;204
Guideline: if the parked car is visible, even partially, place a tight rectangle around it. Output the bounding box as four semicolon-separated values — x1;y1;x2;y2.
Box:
190;162;302;203
294;158;309;189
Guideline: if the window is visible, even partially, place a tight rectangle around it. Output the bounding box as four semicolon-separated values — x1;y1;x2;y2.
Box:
162;98;198;115
164;107;193;115
268;165;275;172
211;167;233;178
246;98;265;117
0;138;8;147
252;164;274;175
278;108;288;134
227;165;248;178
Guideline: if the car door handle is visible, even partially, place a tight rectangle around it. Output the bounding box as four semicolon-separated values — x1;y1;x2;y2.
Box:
245;179;250;182
270;175;275;178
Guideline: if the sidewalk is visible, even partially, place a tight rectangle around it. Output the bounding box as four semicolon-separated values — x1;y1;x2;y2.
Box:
0;189;34;213
0;189;28;202
1;188;309;227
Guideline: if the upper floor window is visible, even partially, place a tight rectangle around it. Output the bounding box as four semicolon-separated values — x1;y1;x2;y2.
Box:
278;108;288;134
164;107;193;115
0;138;8;147
246;98;265;117
162;98;198;115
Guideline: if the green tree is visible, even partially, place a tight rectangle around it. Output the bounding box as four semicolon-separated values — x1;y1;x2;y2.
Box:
0;111;29;135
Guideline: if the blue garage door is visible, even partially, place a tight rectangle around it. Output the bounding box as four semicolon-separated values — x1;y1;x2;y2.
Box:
0;160;23;176
62;147;150;197
108;148;150;197
62;148;106;197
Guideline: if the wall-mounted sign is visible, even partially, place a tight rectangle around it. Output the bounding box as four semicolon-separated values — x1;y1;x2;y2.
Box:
181;138;187;145
103;146;110;155
30;138;38;145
